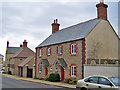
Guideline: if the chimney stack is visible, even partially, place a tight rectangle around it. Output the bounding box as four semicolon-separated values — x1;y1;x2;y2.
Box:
23;40;27;47
7;41;9;48
51;19;60;34
96;0;108;20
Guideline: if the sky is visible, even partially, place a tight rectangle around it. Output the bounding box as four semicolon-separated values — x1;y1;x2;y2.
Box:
0;0;119;60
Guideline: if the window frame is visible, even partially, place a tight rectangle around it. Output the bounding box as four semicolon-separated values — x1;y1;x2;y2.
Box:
47;48;51;56
58;46;62;55
71;65;76;77
71;44;76;55
39;49;42;57
39;64;42;73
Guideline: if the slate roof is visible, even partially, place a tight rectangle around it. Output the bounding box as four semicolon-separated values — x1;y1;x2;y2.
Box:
57;58;67;67
6;47;22;54
37;18;101;48
18;55;34;67
40;59;50;66
12;47;35;58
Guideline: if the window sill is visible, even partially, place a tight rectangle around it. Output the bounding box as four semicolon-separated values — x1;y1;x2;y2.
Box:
71;53;76;56
58;54;62;56
39;56;42;58
71;76;76;78
47;55;50;57
39;71;42;73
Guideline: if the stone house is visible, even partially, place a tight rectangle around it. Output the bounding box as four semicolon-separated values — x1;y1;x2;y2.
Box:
5;41;22;73
5;40;35;78
0;54;4;71
35;1;119;81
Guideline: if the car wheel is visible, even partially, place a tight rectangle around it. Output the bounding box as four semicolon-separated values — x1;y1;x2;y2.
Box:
81;87;87;90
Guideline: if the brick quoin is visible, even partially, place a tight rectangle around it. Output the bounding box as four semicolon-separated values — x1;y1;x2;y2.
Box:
82;38;86;79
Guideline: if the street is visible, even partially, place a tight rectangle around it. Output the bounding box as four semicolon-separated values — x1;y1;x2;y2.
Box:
2;76;76;90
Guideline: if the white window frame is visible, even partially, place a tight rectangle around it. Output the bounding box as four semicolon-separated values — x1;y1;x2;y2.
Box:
39;64;42;73
71;44;76;54
71;65;76;77
39;49;42;57
47;48;51;56
58;46;62;55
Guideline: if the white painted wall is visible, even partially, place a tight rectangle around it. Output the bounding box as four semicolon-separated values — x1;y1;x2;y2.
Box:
84;65;120;78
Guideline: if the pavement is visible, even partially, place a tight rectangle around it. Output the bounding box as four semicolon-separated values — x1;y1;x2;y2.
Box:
2;73;76;89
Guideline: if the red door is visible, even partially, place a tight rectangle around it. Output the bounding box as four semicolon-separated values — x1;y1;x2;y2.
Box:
61;66;64;81
45;66;48;76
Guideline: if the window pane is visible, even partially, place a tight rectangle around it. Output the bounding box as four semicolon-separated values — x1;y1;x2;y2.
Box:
58;46;62;54
74;44;76;53
48;48;50;55
71;44;76;54
39;49;41;56
39;64;41;72
71;66;76;77
99;77;111;85
89;77;98;84
74;67;76;76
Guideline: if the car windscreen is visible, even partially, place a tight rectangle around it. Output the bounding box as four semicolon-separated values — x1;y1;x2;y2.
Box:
108;77;120;86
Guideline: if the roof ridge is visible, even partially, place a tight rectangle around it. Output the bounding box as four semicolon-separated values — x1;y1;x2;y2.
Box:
8;47;22;48
53;18;99;34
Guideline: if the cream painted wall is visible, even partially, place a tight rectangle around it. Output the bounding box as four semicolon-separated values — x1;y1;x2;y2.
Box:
86;20;119;59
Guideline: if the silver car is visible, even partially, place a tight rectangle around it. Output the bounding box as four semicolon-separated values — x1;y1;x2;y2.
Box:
76;76;120;90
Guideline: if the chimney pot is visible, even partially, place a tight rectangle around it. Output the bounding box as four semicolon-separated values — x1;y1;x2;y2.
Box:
52;19;60;34
7;41;9;48
56;19;58;23
23;40;27;47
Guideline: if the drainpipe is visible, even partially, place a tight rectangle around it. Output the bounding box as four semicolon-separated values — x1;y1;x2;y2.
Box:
35;48;37;78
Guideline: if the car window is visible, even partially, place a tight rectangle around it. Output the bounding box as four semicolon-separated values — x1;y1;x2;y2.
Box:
85;77;98;84
99;77;112;86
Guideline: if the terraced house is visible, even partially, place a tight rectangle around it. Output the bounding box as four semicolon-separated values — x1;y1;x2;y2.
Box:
36;1;119;81
5;40;35;78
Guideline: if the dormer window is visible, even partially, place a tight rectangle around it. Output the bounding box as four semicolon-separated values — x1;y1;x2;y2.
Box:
71;44;76;54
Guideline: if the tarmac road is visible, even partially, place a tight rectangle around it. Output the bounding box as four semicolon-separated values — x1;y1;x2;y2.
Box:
2;75;76;90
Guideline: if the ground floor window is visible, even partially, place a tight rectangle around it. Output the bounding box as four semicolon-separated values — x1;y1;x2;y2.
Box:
39;64;42;73
71;65;76;77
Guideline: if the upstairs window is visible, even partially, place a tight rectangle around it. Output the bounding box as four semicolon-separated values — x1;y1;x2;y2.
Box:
39;49;42;57
71;44;76;54
47;48;51;56
58;46;62;55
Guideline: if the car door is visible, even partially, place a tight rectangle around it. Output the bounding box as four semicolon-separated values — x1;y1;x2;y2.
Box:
98;77;114;88
84;77;99;89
